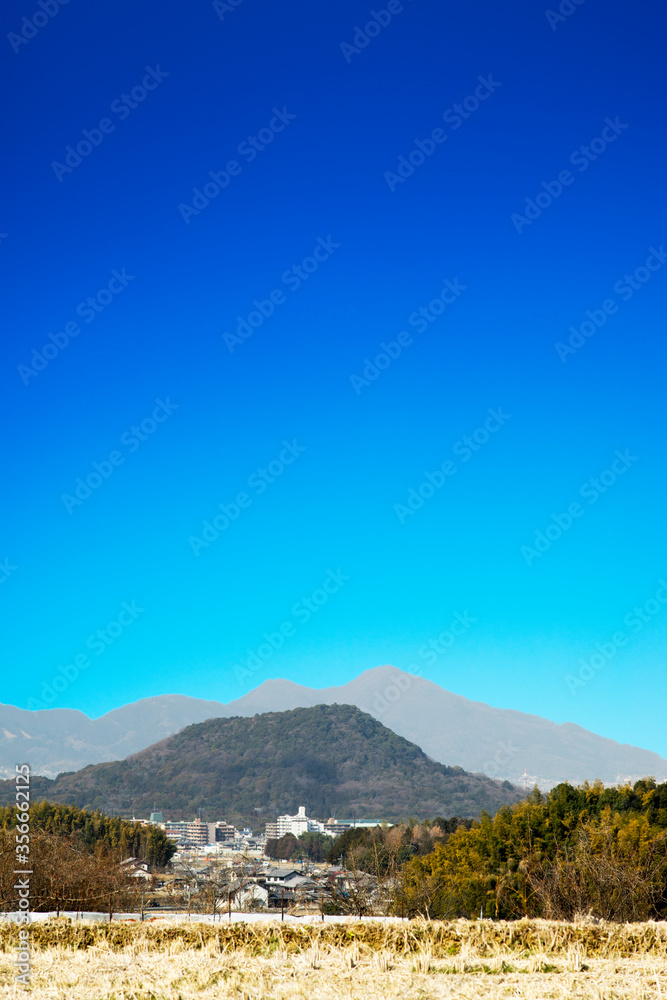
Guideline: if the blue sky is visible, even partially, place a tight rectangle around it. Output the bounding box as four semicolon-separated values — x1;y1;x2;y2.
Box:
2;0;666;762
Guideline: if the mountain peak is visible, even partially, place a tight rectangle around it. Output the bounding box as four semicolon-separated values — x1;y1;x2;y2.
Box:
0;703;525;823
2;667;665;787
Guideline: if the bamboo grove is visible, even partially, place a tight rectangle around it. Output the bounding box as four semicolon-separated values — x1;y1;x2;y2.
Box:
330;779;667;922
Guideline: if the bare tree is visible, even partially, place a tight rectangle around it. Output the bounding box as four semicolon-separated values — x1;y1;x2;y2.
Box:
173;852;264;920
0;829;139;915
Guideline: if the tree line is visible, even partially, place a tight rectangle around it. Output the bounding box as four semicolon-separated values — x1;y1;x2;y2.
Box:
3;780;666;921
325;779;667;921
0;801;176;867
0;802;176;913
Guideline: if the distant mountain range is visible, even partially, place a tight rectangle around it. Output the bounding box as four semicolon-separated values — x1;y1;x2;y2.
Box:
2;665;666;787
0;705;525;823
0;695;226;778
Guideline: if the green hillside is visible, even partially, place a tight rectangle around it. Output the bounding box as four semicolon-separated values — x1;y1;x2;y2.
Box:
0;704;525;824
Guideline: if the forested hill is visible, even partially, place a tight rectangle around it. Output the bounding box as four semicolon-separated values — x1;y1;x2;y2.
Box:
0;704;525;824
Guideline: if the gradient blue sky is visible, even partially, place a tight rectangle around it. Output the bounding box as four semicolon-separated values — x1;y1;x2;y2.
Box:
2;0;666;761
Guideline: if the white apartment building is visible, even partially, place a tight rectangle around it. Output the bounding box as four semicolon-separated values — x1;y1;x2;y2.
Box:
271;806;352;839
276;806;316;837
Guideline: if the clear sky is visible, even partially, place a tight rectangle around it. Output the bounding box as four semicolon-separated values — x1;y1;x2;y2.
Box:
2;0;666;758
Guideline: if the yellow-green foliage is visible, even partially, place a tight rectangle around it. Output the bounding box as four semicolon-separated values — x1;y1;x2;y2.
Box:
400;781;667;921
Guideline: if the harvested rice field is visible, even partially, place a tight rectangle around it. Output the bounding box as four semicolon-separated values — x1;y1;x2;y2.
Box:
1;918;666;998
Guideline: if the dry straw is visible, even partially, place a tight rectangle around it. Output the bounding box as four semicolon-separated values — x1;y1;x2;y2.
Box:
0;917;665;999
2;915;667;957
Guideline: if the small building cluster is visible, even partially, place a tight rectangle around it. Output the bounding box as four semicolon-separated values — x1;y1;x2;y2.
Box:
265;806;352;840
162;819;243;848
137;859;385;917
132;811;260;851
133;804;380;854
122;803;388;915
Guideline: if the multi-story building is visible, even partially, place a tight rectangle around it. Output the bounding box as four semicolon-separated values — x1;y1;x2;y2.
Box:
268;806;352;840
208;822;237;843
163;817;208;847
322;819;351;837
276;806;313;837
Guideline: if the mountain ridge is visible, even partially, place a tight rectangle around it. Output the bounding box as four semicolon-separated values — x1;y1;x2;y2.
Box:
3;666;666;786
0;704;525;823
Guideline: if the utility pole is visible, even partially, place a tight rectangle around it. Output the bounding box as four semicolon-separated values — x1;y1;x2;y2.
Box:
281;889;285;921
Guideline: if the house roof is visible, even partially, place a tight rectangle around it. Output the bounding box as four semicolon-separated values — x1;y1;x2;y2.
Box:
282;875;318;888
261;867;302;880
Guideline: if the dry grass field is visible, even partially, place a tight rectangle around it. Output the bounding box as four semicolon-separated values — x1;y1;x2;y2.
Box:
1;917;666;998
